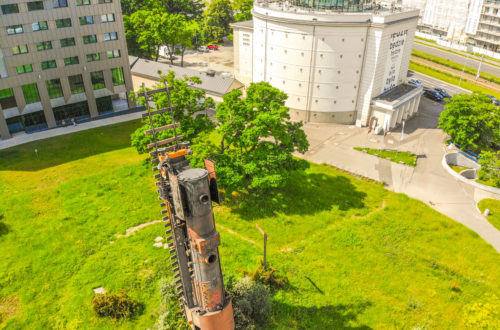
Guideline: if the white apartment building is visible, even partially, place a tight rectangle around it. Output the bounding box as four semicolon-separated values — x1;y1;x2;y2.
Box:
233;0;422;131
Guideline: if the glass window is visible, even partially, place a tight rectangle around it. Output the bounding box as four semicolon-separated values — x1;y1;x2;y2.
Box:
17;64;33;74
60;38;76;47
83;35;97;44
41;60;57;70
101;14;115;23
46;79;64;99
33;21;48;31
98;0;112;3
111;67;125;86
76;0;91;5
64;56;79;66
79;16;94;25
91;71;105;90
36;41;53;51
0;88;17;110
27;1;44;11
53;0;68;8
7;25;24;35
107;49;121;58
56;18;72;28
22;83;41;104
86;53;101;62
1;4;19;14
103;32;118;41
12;45;29;55
68;75;85;94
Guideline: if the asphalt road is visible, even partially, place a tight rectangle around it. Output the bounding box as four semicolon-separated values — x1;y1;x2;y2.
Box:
413;42;500;78
410;70;471;96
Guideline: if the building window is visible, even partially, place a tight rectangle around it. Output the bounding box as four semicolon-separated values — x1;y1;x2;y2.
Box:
36;41;53;51
17;64;33;74
111;67;125;86
60;38;76;47
46;79;64;99
87;53;100;62
99;0;112;3
41;60;57;70
101;14;115;22
107;49;121;58
103;32;118;41
76;0;91;5
1;4;19;14
56;18;72;28
7;25;24;35
79;16;94;25
12;45;29;55
0;88;17;110
33;21;49;31
83;35;98;44
64;56;79;66
27;1;44;11
68;75;85;94
22;83;41;104
91;71;105;89
53;0;68;8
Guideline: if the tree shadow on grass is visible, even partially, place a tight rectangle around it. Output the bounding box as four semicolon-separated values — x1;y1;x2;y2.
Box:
272;300;373;329
225;170;367;220
0;215;8;237
0;120;142;172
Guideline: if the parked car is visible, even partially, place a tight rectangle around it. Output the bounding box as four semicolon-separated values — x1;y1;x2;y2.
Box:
423;88;444;102
434;87;451;99
207;44;219;50
198;46;209;52
485;94;500;106
407;78;423;87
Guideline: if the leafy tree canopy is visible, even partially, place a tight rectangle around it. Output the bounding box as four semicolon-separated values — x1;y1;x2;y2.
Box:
121;0;203;18
438;93;499;152
203;0;234;43
192;82;309;193
232;0;253;22
478;150;500;188
131;72;215;154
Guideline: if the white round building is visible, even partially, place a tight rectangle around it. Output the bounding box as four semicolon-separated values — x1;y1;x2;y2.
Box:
233;0;423;130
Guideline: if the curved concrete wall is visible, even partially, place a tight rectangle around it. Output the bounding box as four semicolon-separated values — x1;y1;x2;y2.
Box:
444;152;481;169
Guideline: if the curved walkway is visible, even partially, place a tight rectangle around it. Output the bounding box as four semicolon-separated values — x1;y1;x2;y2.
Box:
300;97;500;253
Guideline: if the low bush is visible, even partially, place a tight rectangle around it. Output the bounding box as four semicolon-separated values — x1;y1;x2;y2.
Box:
243;263;289;290
478;151;500;188
229;277;271;329
91;291;139;319
154;278;189;330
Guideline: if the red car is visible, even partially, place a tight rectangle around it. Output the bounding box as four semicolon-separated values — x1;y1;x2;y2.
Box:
207;44;219;50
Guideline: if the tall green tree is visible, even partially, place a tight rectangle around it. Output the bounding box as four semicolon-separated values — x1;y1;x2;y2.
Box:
131;72;215;154
232;0;253;22
125;10;163;60
439;93;499;152
191;82;309;192
121;0;203;18
203;0;234;43
478;150;500;188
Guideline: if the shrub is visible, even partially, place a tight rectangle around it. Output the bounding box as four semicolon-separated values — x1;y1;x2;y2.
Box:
478;151;500;188
91;291;139;319
244;264;289;290
154;278;189;330
229;277;271;329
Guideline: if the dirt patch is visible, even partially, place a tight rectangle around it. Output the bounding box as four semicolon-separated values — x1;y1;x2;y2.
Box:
115;220;163;238
0;295;21;324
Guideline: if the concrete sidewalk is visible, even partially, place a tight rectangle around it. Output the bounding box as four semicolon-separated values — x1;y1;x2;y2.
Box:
0;112;143;150
300;98;500;252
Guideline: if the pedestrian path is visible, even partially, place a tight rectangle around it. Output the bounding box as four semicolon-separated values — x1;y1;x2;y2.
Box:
0;112;143;150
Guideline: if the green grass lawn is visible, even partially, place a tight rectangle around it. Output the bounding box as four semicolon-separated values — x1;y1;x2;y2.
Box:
450;165;471;174
354;147;417;167
409;61;500;99
1;121;500;328
478;199;500;231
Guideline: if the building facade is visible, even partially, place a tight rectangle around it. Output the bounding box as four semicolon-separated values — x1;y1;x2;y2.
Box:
0;0;134;139
473;0;500;52
233;1;422;129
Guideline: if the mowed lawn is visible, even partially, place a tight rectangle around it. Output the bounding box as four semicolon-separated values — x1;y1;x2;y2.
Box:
1;121;500;329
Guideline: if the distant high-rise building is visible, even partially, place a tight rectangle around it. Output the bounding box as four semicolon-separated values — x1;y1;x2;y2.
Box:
400;0;499;51
0;0;134;139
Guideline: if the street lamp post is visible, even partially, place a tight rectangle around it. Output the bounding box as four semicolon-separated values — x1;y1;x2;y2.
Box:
476;45;487;81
